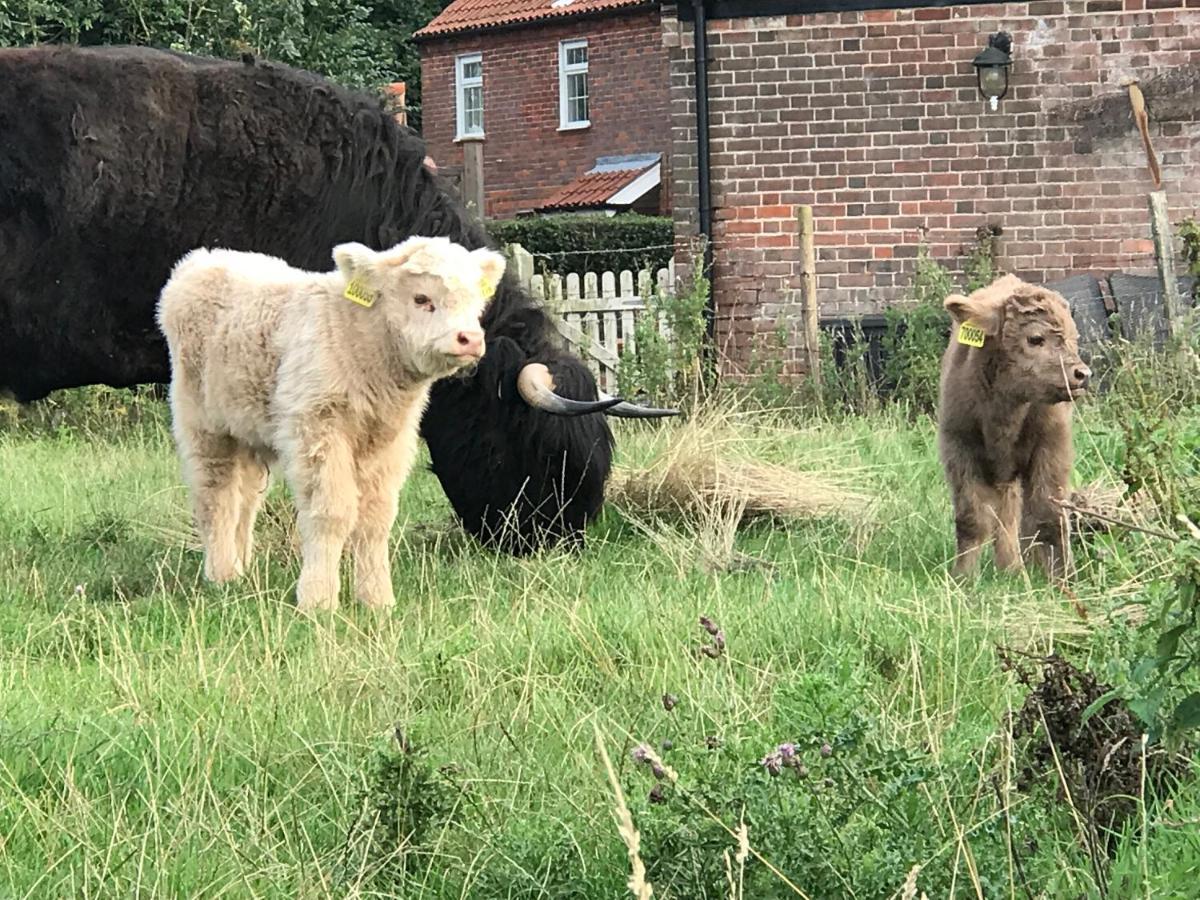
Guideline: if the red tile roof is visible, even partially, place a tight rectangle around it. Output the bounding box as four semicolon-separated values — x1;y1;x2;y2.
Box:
537;166;647;210
416;0;651;39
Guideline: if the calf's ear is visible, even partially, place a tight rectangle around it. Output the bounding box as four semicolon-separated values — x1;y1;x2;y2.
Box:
472;248;507;298
334;242;375;280
944;292;1003;335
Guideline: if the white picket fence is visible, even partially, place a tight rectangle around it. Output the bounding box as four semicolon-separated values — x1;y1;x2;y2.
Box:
505;244;675;393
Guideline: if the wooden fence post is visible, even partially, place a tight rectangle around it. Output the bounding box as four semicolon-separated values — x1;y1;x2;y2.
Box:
797;205;821;384
1148;191;1182;339
461;137;485;217
507;243;534;292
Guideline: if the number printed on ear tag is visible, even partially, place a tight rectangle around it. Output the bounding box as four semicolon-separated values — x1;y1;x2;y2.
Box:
957;321;986;348
343;278;376;308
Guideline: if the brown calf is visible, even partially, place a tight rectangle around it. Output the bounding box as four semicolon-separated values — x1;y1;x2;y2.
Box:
937;274;1091;579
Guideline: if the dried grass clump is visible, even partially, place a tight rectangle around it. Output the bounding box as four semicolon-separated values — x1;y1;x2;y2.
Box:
1066;480;1160;536
609;410;873;528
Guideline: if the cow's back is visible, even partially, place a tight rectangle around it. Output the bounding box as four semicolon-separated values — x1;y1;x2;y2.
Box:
0;45;407;402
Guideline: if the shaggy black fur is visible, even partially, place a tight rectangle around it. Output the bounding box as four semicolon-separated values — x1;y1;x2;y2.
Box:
0;44;613;554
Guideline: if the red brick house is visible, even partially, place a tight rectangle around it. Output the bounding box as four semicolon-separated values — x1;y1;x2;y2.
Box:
666;0;1200;373
417;0;672;219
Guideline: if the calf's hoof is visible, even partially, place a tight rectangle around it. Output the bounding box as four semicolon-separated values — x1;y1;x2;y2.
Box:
295;575;341;614
295;592;340;614
357;590;396;612
995;556;1025;574
204;555;244;584
949;559;980;581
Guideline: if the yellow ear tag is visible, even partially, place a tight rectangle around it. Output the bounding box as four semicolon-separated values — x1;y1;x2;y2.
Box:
957;321;986;348
479;277;495;300
343;278;376;308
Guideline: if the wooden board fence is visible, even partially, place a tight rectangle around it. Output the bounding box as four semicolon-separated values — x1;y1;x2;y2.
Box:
505;244;675;394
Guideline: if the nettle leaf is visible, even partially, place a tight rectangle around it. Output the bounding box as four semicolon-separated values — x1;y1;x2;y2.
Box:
1178;579;1198;610
1131;655;1159;683
1170;693;1200;732
1129;695;1162;729
1156;624;1190;665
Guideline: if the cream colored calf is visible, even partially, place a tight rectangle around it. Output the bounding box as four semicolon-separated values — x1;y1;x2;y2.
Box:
158;236;504;612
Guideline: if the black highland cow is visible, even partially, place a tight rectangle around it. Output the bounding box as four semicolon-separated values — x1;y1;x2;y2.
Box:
0;44;673;554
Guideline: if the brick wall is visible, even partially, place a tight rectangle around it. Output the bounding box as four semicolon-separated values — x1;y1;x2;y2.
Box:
420;10;671;219
665;1;1200;374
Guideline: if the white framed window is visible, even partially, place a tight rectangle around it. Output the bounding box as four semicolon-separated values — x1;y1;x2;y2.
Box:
558;39;589;130
455;53;483;139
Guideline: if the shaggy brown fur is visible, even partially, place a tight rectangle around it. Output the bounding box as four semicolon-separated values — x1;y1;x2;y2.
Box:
937;274;1091;579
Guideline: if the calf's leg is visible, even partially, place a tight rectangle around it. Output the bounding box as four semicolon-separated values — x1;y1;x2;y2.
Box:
1022;468;1072;581
951;479;996;578
350;428;421;610
178;426;246;584
289;430;358;613
992;481;1024;572
233;449;269;574
1021;425;1074;581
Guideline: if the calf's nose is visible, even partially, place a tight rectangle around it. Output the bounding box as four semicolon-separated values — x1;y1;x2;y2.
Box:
453;330;485;358
1072;363;1091;387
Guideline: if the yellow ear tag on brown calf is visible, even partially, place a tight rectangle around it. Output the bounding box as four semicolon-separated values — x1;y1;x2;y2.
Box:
957;320;986;348
343;278;377;308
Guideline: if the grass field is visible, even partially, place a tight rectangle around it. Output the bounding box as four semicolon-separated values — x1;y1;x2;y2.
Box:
1;388;1197;898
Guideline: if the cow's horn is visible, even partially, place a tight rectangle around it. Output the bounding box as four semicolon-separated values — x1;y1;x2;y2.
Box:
598;393;680;418
517;363;623;416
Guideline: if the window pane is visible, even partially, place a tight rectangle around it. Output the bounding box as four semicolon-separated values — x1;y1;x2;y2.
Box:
567;71;588;123
462;60;481;80
464;85;482;132
566;45;587;67
569;94;588;124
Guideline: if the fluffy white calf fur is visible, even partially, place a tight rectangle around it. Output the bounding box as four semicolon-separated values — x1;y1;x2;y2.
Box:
157;235;505;612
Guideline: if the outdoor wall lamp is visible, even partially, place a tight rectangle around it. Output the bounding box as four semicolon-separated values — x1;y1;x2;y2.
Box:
973;32;1013;110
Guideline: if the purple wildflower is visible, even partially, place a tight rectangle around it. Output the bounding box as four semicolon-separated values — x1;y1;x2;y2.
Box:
662;693;678;712
820;742;833;759
631;744;651;765
699;616;720;636
760;751;783;776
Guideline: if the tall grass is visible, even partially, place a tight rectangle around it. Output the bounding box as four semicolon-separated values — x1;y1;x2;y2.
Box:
0;388;1194;898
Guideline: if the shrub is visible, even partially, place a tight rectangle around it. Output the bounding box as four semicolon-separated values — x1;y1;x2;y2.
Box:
617;245;711;409
1098;331;1200;748
878;226;1001;415
337;728;458;891
623;670;1016;899
880;246;955;414
487;213;673;276
1181;217;1200;303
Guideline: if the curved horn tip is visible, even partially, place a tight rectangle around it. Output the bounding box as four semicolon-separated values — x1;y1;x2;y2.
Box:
596;393;681;419
605;403;681;419
517;364;624;416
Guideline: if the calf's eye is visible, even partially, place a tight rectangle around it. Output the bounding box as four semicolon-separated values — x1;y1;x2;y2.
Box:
414;294;435;311
1027;335;1045;347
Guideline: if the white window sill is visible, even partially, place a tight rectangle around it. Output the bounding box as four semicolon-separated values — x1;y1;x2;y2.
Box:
455;133;486;143
557;121;591;132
